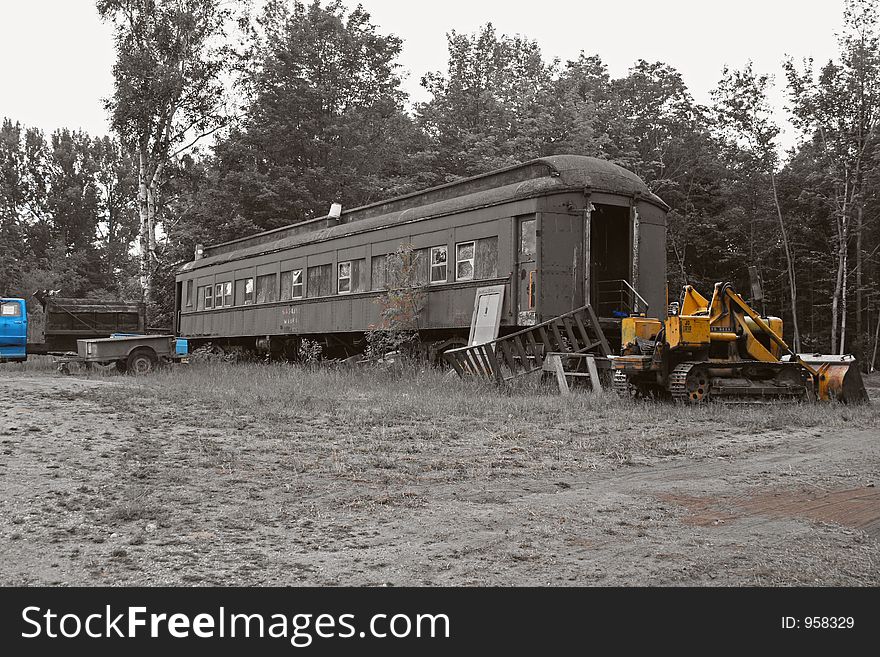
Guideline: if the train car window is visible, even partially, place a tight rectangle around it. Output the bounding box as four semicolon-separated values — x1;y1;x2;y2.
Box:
353;259;367;292
280;271;291;301
520;219;537;258
456;241;475;280
214;283;224;307
307;264;332;297
204;285;214;310
371;255;387;290
291;269;303;298
338;261;352;294
256;274;277;304
430;246;447;283
185;280;193;307
475;237;499;279
280;269;304;301
235;278;254;305
413;249;428;285
223;282;232;307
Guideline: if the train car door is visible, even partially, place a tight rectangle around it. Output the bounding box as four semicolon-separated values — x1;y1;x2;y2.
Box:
517;216;537;325
174;281;183;334
590;203;632;317
468;285;505;346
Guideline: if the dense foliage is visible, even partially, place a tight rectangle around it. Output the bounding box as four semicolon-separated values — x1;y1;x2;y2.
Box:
1;0;878;360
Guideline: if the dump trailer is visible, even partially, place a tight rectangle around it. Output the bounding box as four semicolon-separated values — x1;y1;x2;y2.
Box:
611;282;869;404
29;292;146;354
54;334;188;374
0;292;147;363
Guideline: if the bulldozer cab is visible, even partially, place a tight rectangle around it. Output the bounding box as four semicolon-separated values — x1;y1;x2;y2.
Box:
664;286;711;350
678;286;710;316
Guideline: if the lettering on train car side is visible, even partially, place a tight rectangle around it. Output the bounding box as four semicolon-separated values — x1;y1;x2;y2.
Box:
281;306;301;332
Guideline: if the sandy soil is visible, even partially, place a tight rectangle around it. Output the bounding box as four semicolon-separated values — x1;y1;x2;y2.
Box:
1;371;878;586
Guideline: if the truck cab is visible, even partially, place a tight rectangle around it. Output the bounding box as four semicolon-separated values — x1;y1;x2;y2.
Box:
0;298;27;363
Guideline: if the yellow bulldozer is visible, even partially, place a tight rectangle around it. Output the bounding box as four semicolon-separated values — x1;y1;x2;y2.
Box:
611;282;869;404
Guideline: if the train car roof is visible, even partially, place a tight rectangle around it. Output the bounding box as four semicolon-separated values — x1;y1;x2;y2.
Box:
180;155;668;274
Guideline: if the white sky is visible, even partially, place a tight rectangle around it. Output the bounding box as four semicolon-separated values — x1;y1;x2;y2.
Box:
0;0;846;150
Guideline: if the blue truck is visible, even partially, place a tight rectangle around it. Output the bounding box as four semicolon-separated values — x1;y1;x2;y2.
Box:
1;294;186;373
0;298;27;363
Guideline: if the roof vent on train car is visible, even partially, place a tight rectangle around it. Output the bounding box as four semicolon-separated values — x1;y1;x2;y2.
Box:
194;243;204;260
327;202;342;226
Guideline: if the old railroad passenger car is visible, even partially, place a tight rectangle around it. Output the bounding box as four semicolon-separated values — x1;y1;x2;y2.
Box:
175;155;669;358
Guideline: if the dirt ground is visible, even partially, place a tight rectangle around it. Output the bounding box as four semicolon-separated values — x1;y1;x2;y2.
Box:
1;363;878;586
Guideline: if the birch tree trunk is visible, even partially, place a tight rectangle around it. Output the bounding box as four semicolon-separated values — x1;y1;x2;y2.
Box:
831;223;842;354
830;175;850;354
840;233;849;354
99;0;231;311
855;202;863;359
769;170;800;351
137;147;152;300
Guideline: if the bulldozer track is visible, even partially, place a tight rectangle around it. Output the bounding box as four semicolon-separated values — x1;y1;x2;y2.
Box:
670;361;814;404
669;362;693;403
669;362;705;403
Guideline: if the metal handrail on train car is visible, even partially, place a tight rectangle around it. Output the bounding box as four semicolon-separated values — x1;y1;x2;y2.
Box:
595;279;649;317
444;304;611;383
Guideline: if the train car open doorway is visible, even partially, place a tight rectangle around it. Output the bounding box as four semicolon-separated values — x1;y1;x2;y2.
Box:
590;204;632;318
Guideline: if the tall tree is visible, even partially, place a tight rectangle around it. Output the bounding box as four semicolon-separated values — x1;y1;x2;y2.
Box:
0;120;52;295
92;136;139;292
0;119;32;293
175;0;420;248
610;61;725;293
712;63;802;350
417;24;562;180
97;0;233;303
0;119;136;299
46;130;102;253
784;0;880;353
548;53;612;157
612;60;702;184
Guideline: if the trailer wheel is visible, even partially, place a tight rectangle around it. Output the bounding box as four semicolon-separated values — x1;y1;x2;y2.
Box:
126;348;158;375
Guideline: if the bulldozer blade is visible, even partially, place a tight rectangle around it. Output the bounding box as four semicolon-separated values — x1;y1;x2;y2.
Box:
794;355;870;404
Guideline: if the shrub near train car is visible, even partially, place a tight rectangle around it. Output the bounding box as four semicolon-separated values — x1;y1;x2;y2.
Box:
175;155;669;358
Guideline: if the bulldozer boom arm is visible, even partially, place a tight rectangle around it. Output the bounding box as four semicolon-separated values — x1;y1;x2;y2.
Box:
721;287;819;378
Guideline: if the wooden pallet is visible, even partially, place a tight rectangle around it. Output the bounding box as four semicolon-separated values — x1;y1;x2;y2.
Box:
543;352;608;395
444;304;611;383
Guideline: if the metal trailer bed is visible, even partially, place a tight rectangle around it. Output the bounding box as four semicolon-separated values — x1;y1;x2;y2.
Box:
54;334;187;375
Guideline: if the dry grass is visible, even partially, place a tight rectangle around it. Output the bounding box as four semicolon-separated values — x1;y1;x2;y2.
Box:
0;355;57;373
4;357;877;442
121;361;879;425
66;360;880;477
